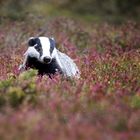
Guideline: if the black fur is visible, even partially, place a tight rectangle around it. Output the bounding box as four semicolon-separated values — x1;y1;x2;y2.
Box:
34;38;43;57
28;38;36;46
49;38;55;54
25;56;62;77
28;38;43;57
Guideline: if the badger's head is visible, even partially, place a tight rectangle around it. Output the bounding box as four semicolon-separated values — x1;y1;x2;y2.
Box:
28;36;56;64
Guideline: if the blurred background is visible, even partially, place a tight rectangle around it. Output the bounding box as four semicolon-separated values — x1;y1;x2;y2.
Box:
0;0;140;23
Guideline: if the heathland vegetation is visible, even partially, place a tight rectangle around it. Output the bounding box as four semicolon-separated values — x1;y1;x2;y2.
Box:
0;0;140;139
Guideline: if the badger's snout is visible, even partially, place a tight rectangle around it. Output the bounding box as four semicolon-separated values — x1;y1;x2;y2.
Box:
43;56;52;64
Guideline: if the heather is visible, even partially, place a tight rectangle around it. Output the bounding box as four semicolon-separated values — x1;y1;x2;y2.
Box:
0;0;140;139
0;18;140;140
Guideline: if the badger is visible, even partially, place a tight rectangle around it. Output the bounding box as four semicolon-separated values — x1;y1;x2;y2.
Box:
19;36;80;78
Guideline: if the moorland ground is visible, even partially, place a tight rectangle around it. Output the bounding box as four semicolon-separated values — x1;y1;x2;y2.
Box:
0;1;140;140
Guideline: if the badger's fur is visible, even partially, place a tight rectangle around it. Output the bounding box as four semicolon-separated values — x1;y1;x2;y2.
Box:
19;37;80;78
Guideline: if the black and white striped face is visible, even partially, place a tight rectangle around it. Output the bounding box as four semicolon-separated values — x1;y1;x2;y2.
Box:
28;37;56;63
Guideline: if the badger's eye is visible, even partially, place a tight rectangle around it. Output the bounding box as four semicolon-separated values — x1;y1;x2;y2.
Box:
34;44;40;51
34;44;43;56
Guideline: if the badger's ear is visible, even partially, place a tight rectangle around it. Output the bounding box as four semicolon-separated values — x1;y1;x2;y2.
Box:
28;37;36;46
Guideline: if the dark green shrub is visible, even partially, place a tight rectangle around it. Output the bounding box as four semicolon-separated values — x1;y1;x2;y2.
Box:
8;87;25;108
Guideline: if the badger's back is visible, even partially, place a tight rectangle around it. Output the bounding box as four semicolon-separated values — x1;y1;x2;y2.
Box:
56;50;80;78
